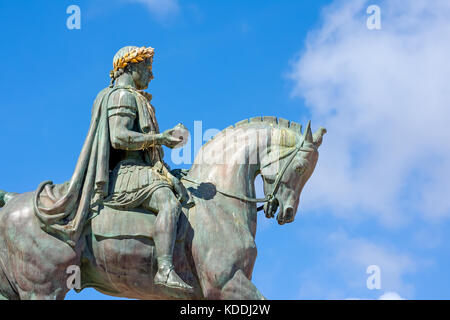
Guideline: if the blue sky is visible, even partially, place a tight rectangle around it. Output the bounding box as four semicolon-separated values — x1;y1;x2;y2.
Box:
1;0;450;300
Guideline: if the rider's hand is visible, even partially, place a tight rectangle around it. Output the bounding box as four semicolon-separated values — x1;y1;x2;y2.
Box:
162;123;189;149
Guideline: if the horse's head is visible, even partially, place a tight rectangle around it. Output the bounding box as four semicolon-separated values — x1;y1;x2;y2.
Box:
260;121;326;225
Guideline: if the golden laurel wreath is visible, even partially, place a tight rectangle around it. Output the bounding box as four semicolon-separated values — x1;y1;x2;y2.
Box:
110;46;155;78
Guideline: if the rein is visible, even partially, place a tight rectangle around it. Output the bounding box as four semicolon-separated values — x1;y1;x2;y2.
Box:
181;137;305;213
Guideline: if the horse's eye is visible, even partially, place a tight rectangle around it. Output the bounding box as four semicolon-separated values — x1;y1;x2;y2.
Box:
296;166;306;175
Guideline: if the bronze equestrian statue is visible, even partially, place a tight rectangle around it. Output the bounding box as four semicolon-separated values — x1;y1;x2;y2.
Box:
0;45;326;300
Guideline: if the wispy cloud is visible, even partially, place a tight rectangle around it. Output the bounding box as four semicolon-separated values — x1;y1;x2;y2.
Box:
297;231;417;299
125;0;180;21
378;291;404;300
331;232;416;297
290;0;450;226
347;291;405;300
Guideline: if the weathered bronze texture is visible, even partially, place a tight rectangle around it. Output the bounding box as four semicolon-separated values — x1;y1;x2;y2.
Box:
0;46;326;300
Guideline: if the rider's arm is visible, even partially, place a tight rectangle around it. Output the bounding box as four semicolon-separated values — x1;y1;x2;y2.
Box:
109;115;163;151
108;90;163;151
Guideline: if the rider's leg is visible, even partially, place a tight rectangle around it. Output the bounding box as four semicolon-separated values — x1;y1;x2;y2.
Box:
142;187;193;292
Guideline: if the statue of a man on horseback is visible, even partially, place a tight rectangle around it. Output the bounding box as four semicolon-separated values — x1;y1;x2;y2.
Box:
33;46;193;295
0;44;326;301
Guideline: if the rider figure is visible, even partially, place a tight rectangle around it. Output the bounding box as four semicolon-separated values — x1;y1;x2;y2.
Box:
105;46;193;295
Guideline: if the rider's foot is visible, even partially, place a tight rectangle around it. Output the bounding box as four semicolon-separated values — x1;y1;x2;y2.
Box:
154;265;194;293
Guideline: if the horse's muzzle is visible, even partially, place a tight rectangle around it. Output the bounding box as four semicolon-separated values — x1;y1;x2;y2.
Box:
264;198;279;219
277;206;295;225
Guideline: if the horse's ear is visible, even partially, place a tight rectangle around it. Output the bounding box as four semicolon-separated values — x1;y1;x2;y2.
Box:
304;120;313;143
313;127;327;148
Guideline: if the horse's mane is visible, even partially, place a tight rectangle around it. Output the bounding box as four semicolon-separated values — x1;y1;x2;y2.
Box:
204;116;303;148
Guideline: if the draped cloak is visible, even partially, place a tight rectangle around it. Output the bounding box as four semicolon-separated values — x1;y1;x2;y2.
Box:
33;86;162;245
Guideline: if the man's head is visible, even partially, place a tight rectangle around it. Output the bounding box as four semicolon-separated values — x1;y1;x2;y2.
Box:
110;46;155;89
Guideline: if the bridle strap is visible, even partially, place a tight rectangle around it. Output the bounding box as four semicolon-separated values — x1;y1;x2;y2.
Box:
180;176;270;204
268;146;300;198
181;138;305;212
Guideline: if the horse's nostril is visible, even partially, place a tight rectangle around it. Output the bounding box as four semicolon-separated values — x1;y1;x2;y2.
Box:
285;207;294;220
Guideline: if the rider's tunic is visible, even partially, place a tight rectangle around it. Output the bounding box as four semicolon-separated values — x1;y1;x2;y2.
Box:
104;87;172;210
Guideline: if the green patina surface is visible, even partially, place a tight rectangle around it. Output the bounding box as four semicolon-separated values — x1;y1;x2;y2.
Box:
0;45;326;300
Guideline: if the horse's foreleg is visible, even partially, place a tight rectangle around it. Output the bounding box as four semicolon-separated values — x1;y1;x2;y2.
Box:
220;269;265;300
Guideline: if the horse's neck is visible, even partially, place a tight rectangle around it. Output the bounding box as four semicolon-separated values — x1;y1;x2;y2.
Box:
188;126;269;234
189;127;268;196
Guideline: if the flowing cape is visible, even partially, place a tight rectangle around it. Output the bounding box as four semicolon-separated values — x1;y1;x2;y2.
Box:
33;86;158;245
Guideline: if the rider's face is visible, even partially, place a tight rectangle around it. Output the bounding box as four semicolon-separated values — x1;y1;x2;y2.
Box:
133;59;154;90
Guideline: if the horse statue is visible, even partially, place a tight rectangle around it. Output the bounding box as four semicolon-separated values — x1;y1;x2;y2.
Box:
0;116;325;300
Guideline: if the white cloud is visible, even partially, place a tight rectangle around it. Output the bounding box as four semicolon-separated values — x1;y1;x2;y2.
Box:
126;0;179;20
330;232;416;297
346;291;405;300
379;291;404;300
290;0;450;225
295;231;417;299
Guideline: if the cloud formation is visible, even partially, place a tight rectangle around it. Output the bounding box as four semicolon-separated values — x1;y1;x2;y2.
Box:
378;291;404;300
290;0;450;225
296;231;417;299
331;232;416;297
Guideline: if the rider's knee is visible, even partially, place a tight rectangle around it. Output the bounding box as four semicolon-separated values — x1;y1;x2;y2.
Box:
154;188;181;214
